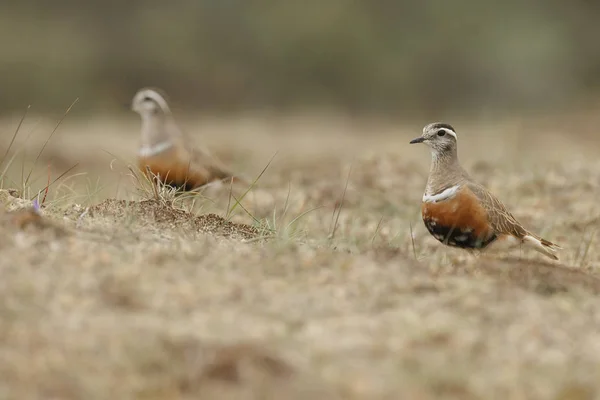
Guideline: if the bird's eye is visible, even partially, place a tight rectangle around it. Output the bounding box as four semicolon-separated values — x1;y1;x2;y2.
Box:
143;96;153;102
437;130;446;137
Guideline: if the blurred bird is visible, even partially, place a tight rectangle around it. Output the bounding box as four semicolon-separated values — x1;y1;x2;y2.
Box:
132;88;242;191
410;122;561;260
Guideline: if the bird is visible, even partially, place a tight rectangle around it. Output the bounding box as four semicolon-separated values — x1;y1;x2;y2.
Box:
409;122;561;260
132;87;242;191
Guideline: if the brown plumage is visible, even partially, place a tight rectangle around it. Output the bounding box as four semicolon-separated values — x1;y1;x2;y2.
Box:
132;88;242;191
410;122;561;260
421;185;495;246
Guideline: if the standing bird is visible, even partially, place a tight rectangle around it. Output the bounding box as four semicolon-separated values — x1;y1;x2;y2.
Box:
410;122;561;260
132;88;240;191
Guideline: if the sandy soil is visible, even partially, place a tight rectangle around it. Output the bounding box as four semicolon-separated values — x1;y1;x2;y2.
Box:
0;112;599;399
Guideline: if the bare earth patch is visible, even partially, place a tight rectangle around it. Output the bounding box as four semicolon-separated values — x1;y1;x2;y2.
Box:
89;198;260;241
467;258;600;296
1;115;600;399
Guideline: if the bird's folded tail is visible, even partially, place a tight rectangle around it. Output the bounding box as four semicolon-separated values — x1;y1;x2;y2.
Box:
522;234;562;261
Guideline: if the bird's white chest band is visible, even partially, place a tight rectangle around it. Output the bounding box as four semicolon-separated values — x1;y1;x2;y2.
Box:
138;141;174;157
422;184;461;203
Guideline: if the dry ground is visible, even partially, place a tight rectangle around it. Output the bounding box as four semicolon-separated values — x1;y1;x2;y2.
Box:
0;111;600;399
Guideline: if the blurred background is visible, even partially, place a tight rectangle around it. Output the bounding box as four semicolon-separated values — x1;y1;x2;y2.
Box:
1;0;600;118
1;0;600;202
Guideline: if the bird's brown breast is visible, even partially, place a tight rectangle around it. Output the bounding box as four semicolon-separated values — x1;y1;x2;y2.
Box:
421;186;496;249
138;146;213;191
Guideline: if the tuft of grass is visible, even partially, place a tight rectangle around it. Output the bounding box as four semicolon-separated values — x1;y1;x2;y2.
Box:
1;101;81;209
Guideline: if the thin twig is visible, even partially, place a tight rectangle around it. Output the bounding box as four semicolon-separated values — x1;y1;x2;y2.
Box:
145;165;160;201
0;105;29;169
25;98;79;187
225;176;234;218
409;221;418;260
371;215;384;246
285;206;324;233
328;164;352;240
230;193;267;227
41;163;50;205
281;181;292;223
579;228;596;267
30;162;79;201
226;151;277;221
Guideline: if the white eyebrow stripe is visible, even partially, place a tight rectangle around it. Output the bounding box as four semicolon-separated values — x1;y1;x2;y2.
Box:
423;184;461;203
442;128;457;139
142;90;172;114
138;141;174;157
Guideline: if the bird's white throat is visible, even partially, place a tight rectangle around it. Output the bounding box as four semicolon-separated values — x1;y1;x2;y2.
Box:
138;141;174;157
423;184;461;203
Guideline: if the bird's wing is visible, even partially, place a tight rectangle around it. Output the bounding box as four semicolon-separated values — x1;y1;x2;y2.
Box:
465;182;528;238
190;147;235;181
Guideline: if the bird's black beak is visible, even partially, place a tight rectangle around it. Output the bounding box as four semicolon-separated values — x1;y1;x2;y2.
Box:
409;137;425;144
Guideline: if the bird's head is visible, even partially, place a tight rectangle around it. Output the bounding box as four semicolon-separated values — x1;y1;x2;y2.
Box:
410;122;458;155
131;88;172;117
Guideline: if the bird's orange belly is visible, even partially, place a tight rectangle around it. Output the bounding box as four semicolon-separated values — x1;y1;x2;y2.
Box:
421;189;496;249
138;149;210;191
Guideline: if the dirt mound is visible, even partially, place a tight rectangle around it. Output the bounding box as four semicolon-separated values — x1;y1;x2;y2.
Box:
89;199;260;240
1;205;70;236
0;188;33;211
